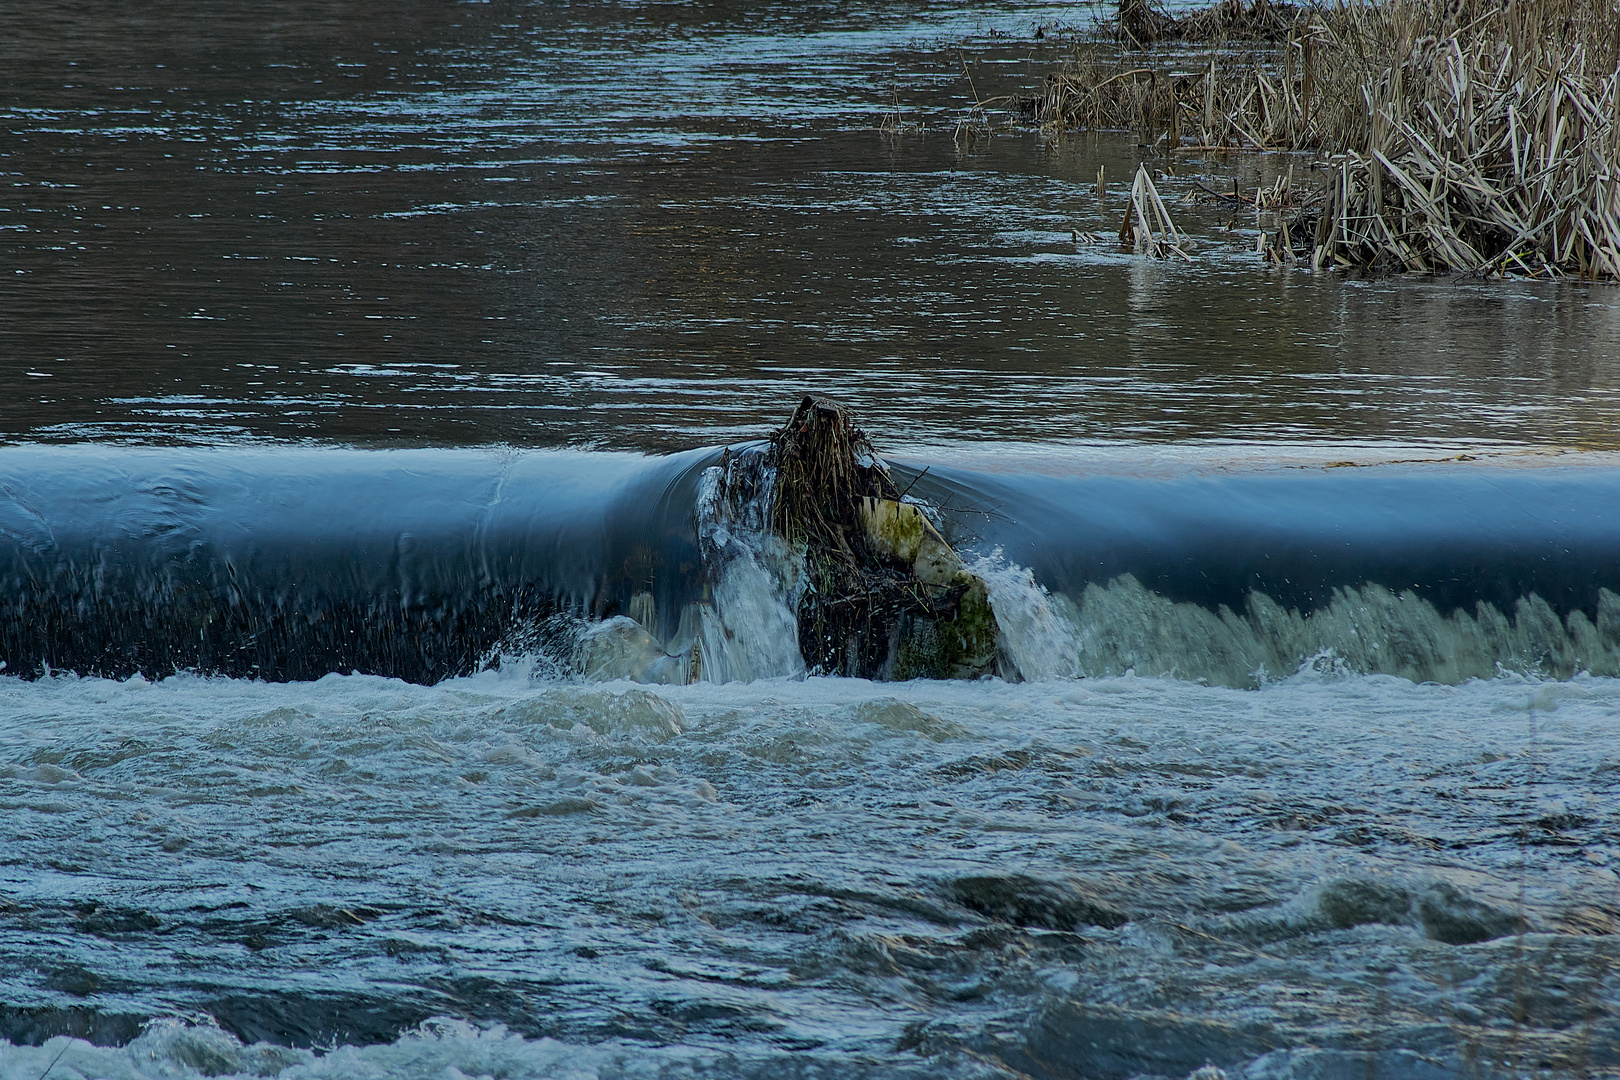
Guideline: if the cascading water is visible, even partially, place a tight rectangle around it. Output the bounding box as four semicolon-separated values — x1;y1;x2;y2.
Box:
4;445;1619;1080
6;445;1620;688
912;455;1620;687
691;448;807;683
970;563;1620;687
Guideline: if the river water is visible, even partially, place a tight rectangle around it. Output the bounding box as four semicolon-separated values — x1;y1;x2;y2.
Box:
2;2;1618;1079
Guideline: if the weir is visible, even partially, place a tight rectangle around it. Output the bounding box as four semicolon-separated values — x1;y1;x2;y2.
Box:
0;445;715;683
5;436;1620;686
910;458;1620;684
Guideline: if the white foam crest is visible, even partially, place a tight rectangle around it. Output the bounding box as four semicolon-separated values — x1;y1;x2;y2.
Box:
1069;574;1620;687
692;460;805;683
961;551;1620;687
698;545;805;683
968;550;1082;680
0;1016;1018;1080
0;1018;729;1080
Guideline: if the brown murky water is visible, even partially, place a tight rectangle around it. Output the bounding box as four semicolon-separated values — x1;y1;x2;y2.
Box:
5;0;1620;451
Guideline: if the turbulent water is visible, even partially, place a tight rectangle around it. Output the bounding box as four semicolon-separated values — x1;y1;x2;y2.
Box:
4;1;1620;1078
4;662;1618;1079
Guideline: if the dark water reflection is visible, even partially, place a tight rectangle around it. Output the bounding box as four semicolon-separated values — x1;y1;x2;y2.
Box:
5;0;1620;450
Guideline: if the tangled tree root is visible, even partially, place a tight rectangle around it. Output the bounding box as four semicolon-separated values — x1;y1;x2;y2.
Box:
586;397;1008;684
765;396;1005;680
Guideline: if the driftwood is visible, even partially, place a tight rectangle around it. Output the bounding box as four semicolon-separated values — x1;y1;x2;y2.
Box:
582;398;1006;684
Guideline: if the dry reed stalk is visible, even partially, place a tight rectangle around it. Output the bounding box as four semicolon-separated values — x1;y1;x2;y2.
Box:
1253;165;1320;264
1308;1;1620;279
1122;164;1193;258
1116;0;1302;45
954;51;1013;150
1031;0;1620;280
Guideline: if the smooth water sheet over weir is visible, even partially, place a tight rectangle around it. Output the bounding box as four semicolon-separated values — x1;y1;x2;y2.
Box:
916;456;1620;685
6;444;1620;686
0;446;713;683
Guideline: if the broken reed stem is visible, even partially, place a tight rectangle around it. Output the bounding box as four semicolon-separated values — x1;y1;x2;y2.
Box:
1031;0;1620;281
1123;164;1193;259
768;395;897;557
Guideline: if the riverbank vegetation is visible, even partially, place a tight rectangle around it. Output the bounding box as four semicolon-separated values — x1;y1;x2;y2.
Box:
1028;0;1620;280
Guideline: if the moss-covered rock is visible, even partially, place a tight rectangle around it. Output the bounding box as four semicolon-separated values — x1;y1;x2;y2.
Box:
858;496;1000;679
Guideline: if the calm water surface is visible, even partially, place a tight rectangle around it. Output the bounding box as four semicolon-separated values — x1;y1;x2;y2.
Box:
6;0;1620;450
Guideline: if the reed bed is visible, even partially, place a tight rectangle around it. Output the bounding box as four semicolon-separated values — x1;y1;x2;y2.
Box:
1032;0;1620;280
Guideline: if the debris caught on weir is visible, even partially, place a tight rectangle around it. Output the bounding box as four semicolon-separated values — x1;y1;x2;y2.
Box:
761;395;1003;680
583;396;1008;684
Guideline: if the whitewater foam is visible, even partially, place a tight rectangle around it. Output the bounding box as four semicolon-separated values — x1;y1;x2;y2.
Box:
691;456;805;683
969;545;1620;686
2;663;1616;1078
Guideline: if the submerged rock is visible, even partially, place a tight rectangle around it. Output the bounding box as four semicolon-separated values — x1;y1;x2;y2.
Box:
1416;882;1523;945
1312;876;1526;944
943;872;1128;931
1315;877;1413;930
576;616;692;685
